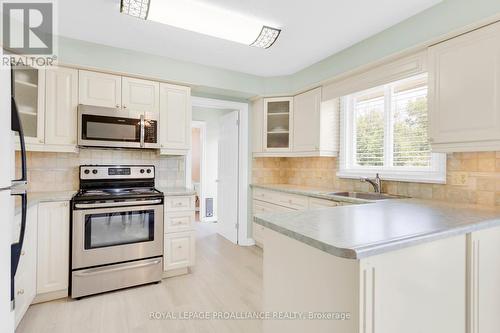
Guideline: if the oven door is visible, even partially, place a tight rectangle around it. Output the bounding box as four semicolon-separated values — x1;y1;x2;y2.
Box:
72;202;164;269
78;105;144;148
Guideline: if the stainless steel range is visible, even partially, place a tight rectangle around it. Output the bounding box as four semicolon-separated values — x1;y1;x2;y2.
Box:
70;165;164;298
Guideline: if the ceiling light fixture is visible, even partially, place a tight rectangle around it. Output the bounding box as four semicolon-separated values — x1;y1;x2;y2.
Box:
120;0;281;49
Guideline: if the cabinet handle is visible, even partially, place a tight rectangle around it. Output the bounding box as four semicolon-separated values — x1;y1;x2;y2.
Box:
38;139;43;143
115;104;120;109
17;289;24;295
177;245;183;249
123;105;127;109
21;250;25;256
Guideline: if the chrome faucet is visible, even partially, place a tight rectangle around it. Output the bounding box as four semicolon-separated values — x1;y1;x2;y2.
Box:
361;173;382;194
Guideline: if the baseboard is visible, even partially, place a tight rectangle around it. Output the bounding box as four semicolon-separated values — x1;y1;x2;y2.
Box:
32;289;68;304
162;267;189;278
239;238;256;246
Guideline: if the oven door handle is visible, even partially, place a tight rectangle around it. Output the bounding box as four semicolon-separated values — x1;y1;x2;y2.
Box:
74;198;163;209
73;259;162;277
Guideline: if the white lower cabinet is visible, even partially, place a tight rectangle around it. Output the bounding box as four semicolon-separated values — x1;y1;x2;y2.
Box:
263;230;467;333
36;201;69;298
165;211;195;233
467;226;500;332
164;231;196;271
163;195;196;277
14;205;37;328
253;200;296;247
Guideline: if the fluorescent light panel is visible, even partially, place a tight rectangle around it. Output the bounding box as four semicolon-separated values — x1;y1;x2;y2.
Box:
120;0;281;48
121;0;150;20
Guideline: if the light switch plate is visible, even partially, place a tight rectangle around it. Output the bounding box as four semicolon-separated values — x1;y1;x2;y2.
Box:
451;172;469;186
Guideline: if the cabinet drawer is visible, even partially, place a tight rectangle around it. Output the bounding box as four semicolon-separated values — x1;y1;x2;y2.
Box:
165;211;195;233
308;198;340;209
253;188;279;203
275;192;309;210
164;231;195;271
253;200;296;214
165;196;195;211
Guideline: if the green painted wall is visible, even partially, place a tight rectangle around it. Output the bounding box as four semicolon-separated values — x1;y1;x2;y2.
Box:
56;0;500;100
57;37;264;99
287;0;500;93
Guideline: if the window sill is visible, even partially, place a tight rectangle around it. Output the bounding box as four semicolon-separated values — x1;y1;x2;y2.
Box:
336;169;446;184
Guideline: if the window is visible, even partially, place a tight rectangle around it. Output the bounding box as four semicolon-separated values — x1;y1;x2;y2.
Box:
338;74;446;183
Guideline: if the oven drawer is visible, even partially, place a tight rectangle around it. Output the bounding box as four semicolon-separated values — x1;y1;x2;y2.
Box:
71;257;162;298
164;231;195;271
165;211;195;233
165;196;195;212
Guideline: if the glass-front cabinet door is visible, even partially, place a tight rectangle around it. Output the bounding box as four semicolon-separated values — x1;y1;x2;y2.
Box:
263;97;293;151
12;64;45;145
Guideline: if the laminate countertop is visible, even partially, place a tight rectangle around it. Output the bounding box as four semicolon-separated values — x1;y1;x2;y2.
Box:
14;191;76;216
250;183;372;204
252;185;500;259
13;187;195;215
157;187;196;196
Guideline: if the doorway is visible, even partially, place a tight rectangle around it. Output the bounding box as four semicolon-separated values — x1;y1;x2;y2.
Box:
186;97;251;246
190;121;205;223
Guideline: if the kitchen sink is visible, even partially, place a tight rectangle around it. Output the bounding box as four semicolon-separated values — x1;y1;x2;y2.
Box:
325;191;399;201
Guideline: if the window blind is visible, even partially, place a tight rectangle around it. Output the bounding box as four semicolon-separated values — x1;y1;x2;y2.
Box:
392;82;431;167
349;74;431;169
354;94;385;167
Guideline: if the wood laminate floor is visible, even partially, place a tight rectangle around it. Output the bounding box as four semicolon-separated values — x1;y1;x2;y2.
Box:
17;222;263;333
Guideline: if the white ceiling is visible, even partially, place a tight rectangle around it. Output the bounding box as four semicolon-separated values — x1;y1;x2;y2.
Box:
57;0;441;77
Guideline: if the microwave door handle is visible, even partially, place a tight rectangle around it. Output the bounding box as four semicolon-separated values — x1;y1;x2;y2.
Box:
11;97;27;186
11;190;27;308
140;114;145;148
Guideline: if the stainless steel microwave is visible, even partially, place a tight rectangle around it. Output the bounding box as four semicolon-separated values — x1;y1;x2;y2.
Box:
78;105;159;149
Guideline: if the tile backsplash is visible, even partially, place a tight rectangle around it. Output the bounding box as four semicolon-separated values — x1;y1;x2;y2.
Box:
253;152;500;206
17;149;185;192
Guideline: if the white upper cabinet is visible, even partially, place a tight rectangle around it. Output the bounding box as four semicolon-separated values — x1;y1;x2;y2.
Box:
79;70;122;109
121;77;160;113
293;88;322;152
253;88;338;157
159;83;191;153
37;201;69;295
428;21;500;152
252;98;264;153
45;67;78;148
12;64;45;145
263;97;293;152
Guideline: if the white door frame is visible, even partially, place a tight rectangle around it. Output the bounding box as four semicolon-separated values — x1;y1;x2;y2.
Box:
186;121;208;221
188;97;252;246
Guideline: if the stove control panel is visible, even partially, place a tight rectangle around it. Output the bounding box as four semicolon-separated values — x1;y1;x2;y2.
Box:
80;165;155;180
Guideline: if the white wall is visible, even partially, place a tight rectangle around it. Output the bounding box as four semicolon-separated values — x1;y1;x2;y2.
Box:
192;107;234;221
